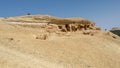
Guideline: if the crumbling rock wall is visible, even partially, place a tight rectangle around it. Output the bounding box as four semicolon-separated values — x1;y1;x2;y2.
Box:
4;15;101;33
47;19;100;32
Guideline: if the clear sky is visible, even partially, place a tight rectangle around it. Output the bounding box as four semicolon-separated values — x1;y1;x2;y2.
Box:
0;0;120;30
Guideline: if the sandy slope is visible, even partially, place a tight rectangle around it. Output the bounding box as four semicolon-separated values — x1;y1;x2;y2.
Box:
0;21;120;68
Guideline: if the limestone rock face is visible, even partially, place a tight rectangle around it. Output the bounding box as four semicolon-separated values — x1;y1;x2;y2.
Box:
1;15;100;33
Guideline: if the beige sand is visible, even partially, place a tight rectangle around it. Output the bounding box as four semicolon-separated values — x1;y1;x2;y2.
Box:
0;16;120;68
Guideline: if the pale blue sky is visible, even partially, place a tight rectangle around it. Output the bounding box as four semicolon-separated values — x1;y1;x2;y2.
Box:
0;0;120;30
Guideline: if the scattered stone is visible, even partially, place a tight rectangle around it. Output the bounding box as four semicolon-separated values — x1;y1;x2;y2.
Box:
83;30;91;35
35;34;48;40
8;38;14;41
112;35;117;39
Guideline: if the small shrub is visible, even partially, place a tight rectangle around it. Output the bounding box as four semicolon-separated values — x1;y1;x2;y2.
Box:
27;13;31;15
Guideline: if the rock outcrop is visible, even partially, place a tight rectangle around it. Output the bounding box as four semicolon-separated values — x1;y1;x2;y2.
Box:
110;27;120;36
1;15;101;33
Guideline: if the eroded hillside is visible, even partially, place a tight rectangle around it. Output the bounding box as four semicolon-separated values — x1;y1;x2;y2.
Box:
0;15;120;68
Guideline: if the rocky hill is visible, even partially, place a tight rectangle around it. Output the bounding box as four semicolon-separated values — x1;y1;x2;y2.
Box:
0;15;120;68
110;28;120;36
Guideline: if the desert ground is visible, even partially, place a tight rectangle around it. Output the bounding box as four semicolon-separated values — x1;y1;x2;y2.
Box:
0;15;120;68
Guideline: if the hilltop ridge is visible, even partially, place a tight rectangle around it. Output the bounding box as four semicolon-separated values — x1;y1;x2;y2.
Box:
0;15;100;33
